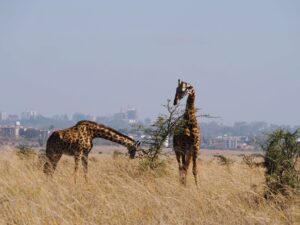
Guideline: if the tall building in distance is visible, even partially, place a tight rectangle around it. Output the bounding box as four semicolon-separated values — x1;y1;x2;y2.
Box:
223;136;238;149
0;112;7;121
21;111;37;120
126;107;137;124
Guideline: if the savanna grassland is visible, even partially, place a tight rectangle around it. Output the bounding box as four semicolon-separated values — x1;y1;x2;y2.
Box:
0;146;299;225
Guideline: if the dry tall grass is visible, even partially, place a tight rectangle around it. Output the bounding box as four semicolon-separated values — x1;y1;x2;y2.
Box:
0;147;299;225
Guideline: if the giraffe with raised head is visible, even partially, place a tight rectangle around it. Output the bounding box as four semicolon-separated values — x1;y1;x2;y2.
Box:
43;120;140;183
173;79;200;185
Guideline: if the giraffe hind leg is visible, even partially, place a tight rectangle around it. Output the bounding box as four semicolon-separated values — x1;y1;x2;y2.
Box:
192;149;198;186
81;153;89;183
74;155;81;184
43;152;62;176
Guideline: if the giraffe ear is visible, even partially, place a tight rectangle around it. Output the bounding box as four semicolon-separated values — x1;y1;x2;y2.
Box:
178;79;181;85
187;86;193;94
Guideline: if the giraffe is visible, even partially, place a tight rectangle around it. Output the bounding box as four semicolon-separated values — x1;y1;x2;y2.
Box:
173;79;200;185
43;120;140;183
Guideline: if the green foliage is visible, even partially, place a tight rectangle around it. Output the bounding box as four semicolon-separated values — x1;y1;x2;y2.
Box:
262;129;300;196
134;100;183;162
134;99;213;171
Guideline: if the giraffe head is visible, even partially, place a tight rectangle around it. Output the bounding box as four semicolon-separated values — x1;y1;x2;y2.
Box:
127;140;141;159
173;79;193;105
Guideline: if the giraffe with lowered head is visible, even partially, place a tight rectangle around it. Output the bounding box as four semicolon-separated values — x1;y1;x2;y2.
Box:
173;79;200;185
43;120;140;182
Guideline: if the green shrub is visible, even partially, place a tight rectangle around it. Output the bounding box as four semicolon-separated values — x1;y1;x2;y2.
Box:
262;129;300;196
138;158;167;177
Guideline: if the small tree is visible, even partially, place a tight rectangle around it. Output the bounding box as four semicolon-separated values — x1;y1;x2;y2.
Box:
262;129;300;196
135;100;216;170
134;100;183;169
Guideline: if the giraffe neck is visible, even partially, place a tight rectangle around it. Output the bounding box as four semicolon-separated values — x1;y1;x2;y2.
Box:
91;125;135;147
184;89;196;121
76;121;135;148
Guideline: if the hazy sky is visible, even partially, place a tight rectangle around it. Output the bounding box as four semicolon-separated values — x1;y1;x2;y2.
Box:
0;0;299;125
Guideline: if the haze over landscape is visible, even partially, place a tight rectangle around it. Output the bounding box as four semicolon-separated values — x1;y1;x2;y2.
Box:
0;0;299;125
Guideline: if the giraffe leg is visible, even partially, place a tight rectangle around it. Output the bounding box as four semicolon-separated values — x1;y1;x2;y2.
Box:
174;146;185;184
175;149;185;184
192;148;199;186
44;152;62;176
81;153;89;183
175;148;182;169
178;152;186;185
182;150;192;186
74;154;81;184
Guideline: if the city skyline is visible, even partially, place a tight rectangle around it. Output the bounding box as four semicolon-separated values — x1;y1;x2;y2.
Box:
0;107;299;128
1;1;299;126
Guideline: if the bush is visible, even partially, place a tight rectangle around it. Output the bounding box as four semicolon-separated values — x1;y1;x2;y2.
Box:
262;129;300;196
138;158;167;177
133;100;183;169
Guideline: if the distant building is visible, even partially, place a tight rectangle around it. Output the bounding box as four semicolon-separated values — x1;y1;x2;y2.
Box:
126;108;137;124
40;130;50;139
19;128;50;139
126;108;137;119
0;125;20;138
223;136;238;149
0;112;7;121
113;112;126;120
207;136;224;149
72;113;88;122
7;114;20;122
112;107;138;124
52;114;69;121
86;115;96;122
144;118;152;126
21;111;37;120
96;116;110;124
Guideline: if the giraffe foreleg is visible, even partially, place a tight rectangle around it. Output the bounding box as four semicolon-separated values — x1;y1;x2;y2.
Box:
174;148;182;169
81;153;89;183
181;150;192;186
74;153;82;184
192;147;199;186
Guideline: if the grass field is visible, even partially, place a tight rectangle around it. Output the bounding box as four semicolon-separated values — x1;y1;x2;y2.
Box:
0;146;299;225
